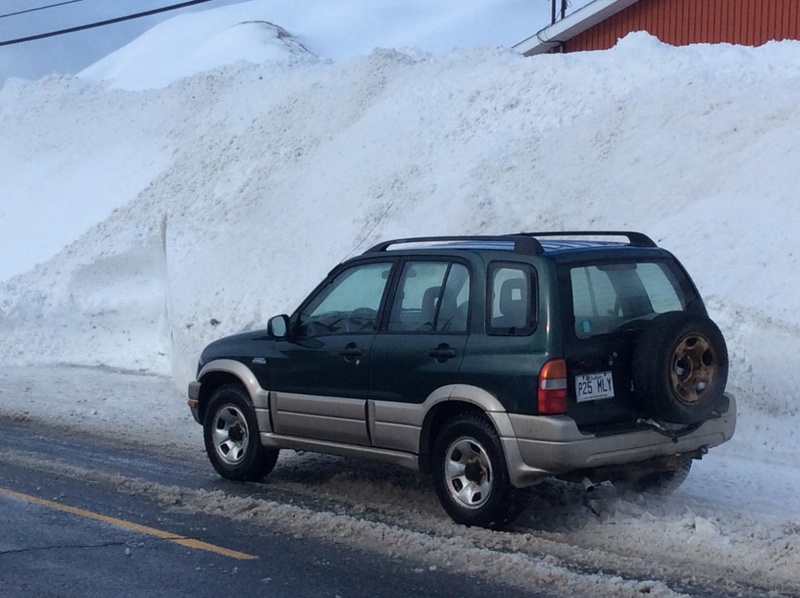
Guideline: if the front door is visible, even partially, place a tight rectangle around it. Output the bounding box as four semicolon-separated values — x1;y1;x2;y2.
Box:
269;261;393;446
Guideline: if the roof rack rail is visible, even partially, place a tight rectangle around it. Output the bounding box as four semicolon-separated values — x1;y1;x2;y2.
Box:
511;231;657;248
364;235;545;255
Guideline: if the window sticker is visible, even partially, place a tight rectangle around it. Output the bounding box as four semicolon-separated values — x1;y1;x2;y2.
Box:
580;319;592;336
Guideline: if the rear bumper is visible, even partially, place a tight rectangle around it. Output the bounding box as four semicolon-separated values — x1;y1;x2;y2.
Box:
502;394;737;487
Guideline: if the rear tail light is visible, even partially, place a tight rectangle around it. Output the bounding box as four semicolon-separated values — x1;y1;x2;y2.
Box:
538;359;568;414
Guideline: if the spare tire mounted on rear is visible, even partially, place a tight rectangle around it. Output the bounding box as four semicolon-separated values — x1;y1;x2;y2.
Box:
632;311;728;425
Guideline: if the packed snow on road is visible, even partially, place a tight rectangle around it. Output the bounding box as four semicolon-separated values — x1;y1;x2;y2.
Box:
1;2;799;596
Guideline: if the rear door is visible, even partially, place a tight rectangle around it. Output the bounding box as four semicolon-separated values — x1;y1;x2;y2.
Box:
368;260;470;446
562;260;690;428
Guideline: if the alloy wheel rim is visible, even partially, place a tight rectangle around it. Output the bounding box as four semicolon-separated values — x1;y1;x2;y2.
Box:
443;436;493;509
212;404;250;465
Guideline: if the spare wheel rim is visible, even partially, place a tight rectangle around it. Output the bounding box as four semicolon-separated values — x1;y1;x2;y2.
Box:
669;333;717;405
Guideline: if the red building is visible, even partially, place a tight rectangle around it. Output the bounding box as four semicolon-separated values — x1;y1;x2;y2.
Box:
514;0;800;55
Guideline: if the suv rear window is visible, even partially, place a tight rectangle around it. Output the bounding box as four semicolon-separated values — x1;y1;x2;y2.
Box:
569;262;685;338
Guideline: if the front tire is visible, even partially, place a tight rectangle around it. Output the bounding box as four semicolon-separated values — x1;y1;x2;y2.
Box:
203;384;278;481
432;412;529;529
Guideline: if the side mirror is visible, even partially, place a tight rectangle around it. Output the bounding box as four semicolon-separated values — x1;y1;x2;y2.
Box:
267;314;290;339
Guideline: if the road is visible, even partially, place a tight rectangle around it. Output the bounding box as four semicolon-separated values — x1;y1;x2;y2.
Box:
0;418;534;598
0;388;797;598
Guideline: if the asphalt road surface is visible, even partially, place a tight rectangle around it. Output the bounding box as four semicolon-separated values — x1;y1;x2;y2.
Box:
0;418;541;598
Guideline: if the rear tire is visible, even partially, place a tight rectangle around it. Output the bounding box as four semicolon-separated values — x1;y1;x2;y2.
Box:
432;412;529;529
203;384;278;482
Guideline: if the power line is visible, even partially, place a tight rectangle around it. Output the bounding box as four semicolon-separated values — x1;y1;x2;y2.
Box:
0;0;86;20
0;0;220;47
2;0;83;21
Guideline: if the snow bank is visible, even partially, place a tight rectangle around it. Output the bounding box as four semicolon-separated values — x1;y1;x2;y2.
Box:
1;0;552;285
0;76;172;284
3;34;800;405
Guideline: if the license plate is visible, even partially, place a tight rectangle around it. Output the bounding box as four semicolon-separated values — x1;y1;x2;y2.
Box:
575;371;615;402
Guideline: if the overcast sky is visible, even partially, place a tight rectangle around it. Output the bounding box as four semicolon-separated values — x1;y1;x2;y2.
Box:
0;0;596;85
0;0;256;83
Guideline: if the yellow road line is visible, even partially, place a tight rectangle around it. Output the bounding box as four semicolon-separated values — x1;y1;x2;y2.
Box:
0;486;257;561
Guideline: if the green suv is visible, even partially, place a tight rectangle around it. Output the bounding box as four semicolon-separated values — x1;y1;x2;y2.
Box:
187;232;735;528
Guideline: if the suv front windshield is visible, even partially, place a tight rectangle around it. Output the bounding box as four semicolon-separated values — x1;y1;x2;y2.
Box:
569;261;686;338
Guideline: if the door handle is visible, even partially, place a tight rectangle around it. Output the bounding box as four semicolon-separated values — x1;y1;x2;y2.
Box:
340;344;363;360
428;344;457;363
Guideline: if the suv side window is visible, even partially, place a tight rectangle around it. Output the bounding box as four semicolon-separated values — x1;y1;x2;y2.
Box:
295;262;391;336
487;264;536;335
388;262;470;333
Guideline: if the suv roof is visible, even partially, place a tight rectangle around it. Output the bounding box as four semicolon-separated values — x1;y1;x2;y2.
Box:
364;231;658;256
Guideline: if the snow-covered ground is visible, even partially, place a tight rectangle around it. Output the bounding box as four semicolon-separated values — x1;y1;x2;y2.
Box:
2;365;799;597
1;2;800;595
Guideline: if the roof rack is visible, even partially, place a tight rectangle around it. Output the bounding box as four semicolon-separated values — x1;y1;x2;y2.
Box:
365;235;544;255
364;231;657;255
511;231;657;248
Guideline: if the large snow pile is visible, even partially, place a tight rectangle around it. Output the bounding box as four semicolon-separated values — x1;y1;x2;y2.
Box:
1;0;552;286
3;31;800;427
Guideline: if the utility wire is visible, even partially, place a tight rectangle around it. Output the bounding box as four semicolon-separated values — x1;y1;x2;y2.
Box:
0;0;86;20
0;0;219;47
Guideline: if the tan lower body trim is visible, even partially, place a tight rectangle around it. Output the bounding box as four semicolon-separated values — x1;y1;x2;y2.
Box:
260;433;419;471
